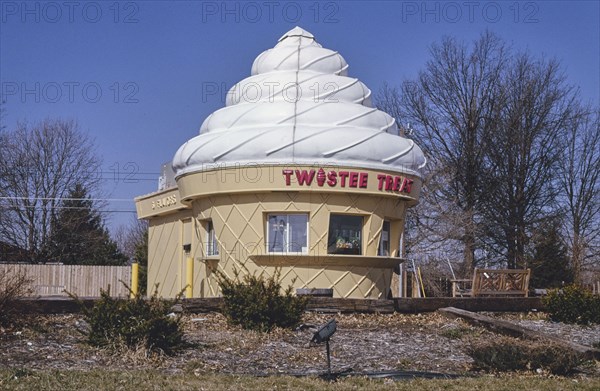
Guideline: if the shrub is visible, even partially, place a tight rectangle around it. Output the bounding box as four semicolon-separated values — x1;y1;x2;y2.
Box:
217;268;308;332
440;326;471;340
543;284;600;325
466;336;583;375
0;269;34;327
72;285;185;355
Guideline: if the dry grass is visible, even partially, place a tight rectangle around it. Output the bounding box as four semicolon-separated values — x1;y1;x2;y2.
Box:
0;370;599;391
1;311;599;389
0;269;34;327
467;336;584;375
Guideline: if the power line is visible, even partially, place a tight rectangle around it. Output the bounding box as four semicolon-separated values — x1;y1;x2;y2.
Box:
1;170;161;176
0;206;137;213
0;197;133;202
0;197;138;214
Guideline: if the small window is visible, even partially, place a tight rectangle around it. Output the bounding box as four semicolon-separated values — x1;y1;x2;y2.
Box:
328;215;363;255
378;220;391;256
207;220;218;256
267;214;308;253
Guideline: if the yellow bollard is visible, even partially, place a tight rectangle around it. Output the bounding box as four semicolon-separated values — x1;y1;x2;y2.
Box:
131;262;139;298
186;257;194;298
417;266;426;298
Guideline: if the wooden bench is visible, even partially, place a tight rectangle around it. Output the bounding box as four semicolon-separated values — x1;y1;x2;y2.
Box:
452;268;531;297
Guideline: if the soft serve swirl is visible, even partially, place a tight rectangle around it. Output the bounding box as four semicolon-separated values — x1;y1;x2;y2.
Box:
173;27;426;177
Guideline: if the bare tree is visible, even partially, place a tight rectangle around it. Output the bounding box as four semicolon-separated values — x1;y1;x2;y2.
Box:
113;215;148;293
113;215;148;261
482;54;577;269
395;31;507;274
0;100;6;131
0;119;101;262
558;107;600;283
376;83;405;135
375;86;448;262
378;32;586;278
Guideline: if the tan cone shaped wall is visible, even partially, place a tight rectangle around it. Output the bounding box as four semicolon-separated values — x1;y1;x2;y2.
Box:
143;191;406;298
137;165;420;299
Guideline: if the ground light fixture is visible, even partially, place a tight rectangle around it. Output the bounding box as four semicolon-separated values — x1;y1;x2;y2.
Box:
310;319;337;375
303;319;458;381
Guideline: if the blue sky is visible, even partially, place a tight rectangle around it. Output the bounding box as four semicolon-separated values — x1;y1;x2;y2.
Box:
1;0;599;232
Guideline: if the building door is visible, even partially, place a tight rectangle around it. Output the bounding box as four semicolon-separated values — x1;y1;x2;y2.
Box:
181;218;192;295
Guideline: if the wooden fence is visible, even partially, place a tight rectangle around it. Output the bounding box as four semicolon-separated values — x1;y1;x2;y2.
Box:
0;264;131;297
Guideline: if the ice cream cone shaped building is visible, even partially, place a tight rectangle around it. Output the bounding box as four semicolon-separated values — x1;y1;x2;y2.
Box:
135;27;426;299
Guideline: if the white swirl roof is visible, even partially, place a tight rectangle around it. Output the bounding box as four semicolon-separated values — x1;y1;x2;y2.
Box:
173;27;426;178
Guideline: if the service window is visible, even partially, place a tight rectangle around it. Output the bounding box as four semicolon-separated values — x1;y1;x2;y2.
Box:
378;220;391;256
267;214;308;253
328;214;363;255
207;220;218;256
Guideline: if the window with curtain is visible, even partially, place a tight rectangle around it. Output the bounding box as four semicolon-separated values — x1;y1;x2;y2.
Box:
266;214;308;253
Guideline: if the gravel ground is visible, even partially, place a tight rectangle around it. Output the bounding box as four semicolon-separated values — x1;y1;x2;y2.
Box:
1;311;599;377
495;314;600;347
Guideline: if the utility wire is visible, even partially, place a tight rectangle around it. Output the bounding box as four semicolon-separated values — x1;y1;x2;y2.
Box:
0;197;133;202
0;206;137;213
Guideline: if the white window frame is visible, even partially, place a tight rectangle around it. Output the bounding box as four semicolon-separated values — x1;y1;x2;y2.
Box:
206;220;218;256
266;214;309;254
378;220;391;256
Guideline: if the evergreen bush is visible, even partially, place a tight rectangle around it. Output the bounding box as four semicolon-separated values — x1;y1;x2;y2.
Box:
543;284;600;325
528;218;574;288
46;183;128;266
72;285;185;355
217;268;308;332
